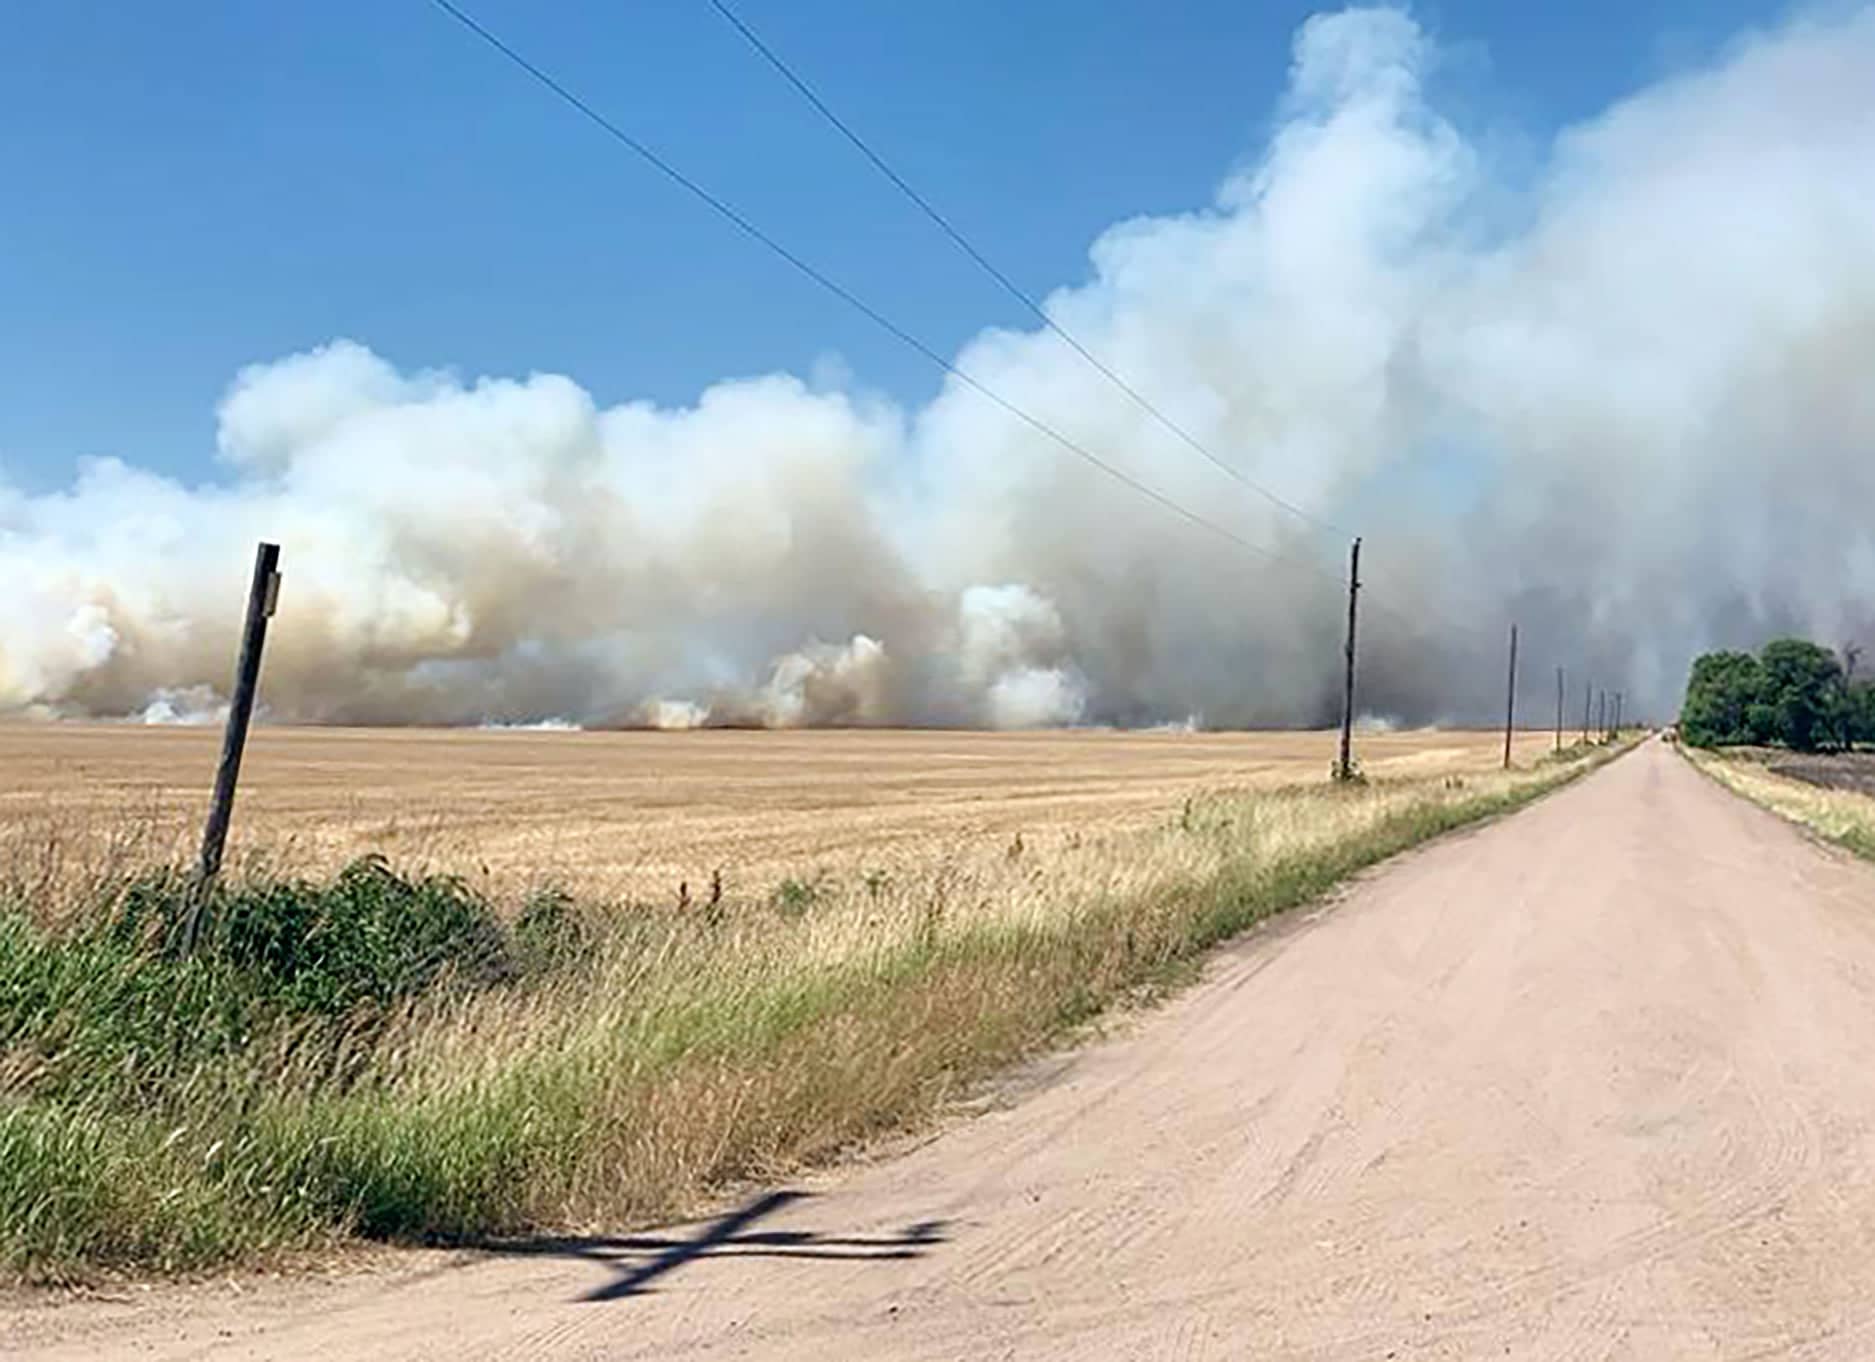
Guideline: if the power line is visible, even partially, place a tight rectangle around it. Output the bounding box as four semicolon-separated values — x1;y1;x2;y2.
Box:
423;1;1511;665
423;0;1349;580
704;0;1352;545
697;0;1522;658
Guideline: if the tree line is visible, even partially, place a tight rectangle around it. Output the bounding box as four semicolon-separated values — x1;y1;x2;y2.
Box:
1680;639;1874;751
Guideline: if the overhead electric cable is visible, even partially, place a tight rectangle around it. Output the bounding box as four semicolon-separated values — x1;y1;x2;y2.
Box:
694;1;1512;656
703;0;1353;545
424;0;1357;582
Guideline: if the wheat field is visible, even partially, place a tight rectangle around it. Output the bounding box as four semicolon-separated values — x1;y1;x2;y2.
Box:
1;723;1560;905
0;720;1617;1278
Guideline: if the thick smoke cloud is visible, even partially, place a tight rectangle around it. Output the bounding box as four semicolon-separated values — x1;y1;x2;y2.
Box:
4;6;1873;728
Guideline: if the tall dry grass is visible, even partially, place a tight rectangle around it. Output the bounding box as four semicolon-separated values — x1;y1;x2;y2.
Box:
1;744;1622;1282
1682;747;1875;860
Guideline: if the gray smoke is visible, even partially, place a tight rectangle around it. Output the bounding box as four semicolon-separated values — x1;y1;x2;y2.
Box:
4;6;1873;728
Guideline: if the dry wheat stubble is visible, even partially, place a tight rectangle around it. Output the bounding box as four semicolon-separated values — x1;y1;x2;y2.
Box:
0;723;1558;908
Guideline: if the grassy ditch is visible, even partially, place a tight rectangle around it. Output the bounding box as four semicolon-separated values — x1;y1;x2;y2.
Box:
2;743;1621;1283
1681;746;1875;861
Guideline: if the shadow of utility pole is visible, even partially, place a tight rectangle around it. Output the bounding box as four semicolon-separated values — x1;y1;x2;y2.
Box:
480;1189;948;1302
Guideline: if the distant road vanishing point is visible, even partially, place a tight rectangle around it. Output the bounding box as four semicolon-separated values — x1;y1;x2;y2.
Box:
14;738;1875;1359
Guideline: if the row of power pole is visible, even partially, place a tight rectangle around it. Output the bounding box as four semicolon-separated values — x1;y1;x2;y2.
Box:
1580;684;1624;745
1335;539;1627;780
1504;631;1629;767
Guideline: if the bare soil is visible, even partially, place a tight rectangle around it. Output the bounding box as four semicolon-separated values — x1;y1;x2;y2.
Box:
12;739;1875;1358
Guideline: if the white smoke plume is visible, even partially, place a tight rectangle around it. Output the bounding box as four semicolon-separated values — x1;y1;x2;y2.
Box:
3;6;1873;728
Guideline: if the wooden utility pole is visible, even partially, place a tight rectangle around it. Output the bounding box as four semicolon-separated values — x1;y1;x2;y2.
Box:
1613;691;1623;737
1845;644;1862;750
186;542;282;952
1336;537;1361;782
1582;678;1591;744
1597;689;1607;742
1555;666;1564;754
1503;622;1519;770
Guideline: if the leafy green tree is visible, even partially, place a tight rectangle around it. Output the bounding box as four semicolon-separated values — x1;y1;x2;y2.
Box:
1758;638;1844;752
1745;701;1781;745
1843;646;1871;749
1680;650;1762;746
1680;640;1864;750
1852;681;1875;747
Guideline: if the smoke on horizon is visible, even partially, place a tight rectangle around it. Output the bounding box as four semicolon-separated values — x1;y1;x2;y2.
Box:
4;6;1873;729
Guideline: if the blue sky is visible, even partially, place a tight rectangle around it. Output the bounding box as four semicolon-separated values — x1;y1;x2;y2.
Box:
1;0;1783;492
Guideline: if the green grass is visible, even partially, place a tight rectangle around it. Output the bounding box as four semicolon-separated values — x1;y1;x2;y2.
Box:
0;748;1624;1283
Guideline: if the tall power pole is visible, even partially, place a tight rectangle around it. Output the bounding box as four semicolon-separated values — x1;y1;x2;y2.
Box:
1337;537;1362;782
1597;689;1607;741
1503;622;1519;770
1582;678;1591;744
1555;666;1565;754
1614;691;1623;737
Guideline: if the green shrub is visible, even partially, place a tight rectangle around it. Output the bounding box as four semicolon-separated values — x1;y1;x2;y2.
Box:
0;859;534;1108
105;856;516;1014
513;888;590;975
211;857;515;1011
773;876;822;917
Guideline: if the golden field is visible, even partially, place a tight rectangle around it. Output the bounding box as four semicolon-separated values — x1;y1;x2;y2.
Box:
0;720;1619;1279
1;722;1561;904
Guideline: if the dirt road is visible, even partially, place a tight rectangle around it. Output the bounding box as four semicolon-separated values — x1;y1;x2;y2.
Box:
15;738;1875;1359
